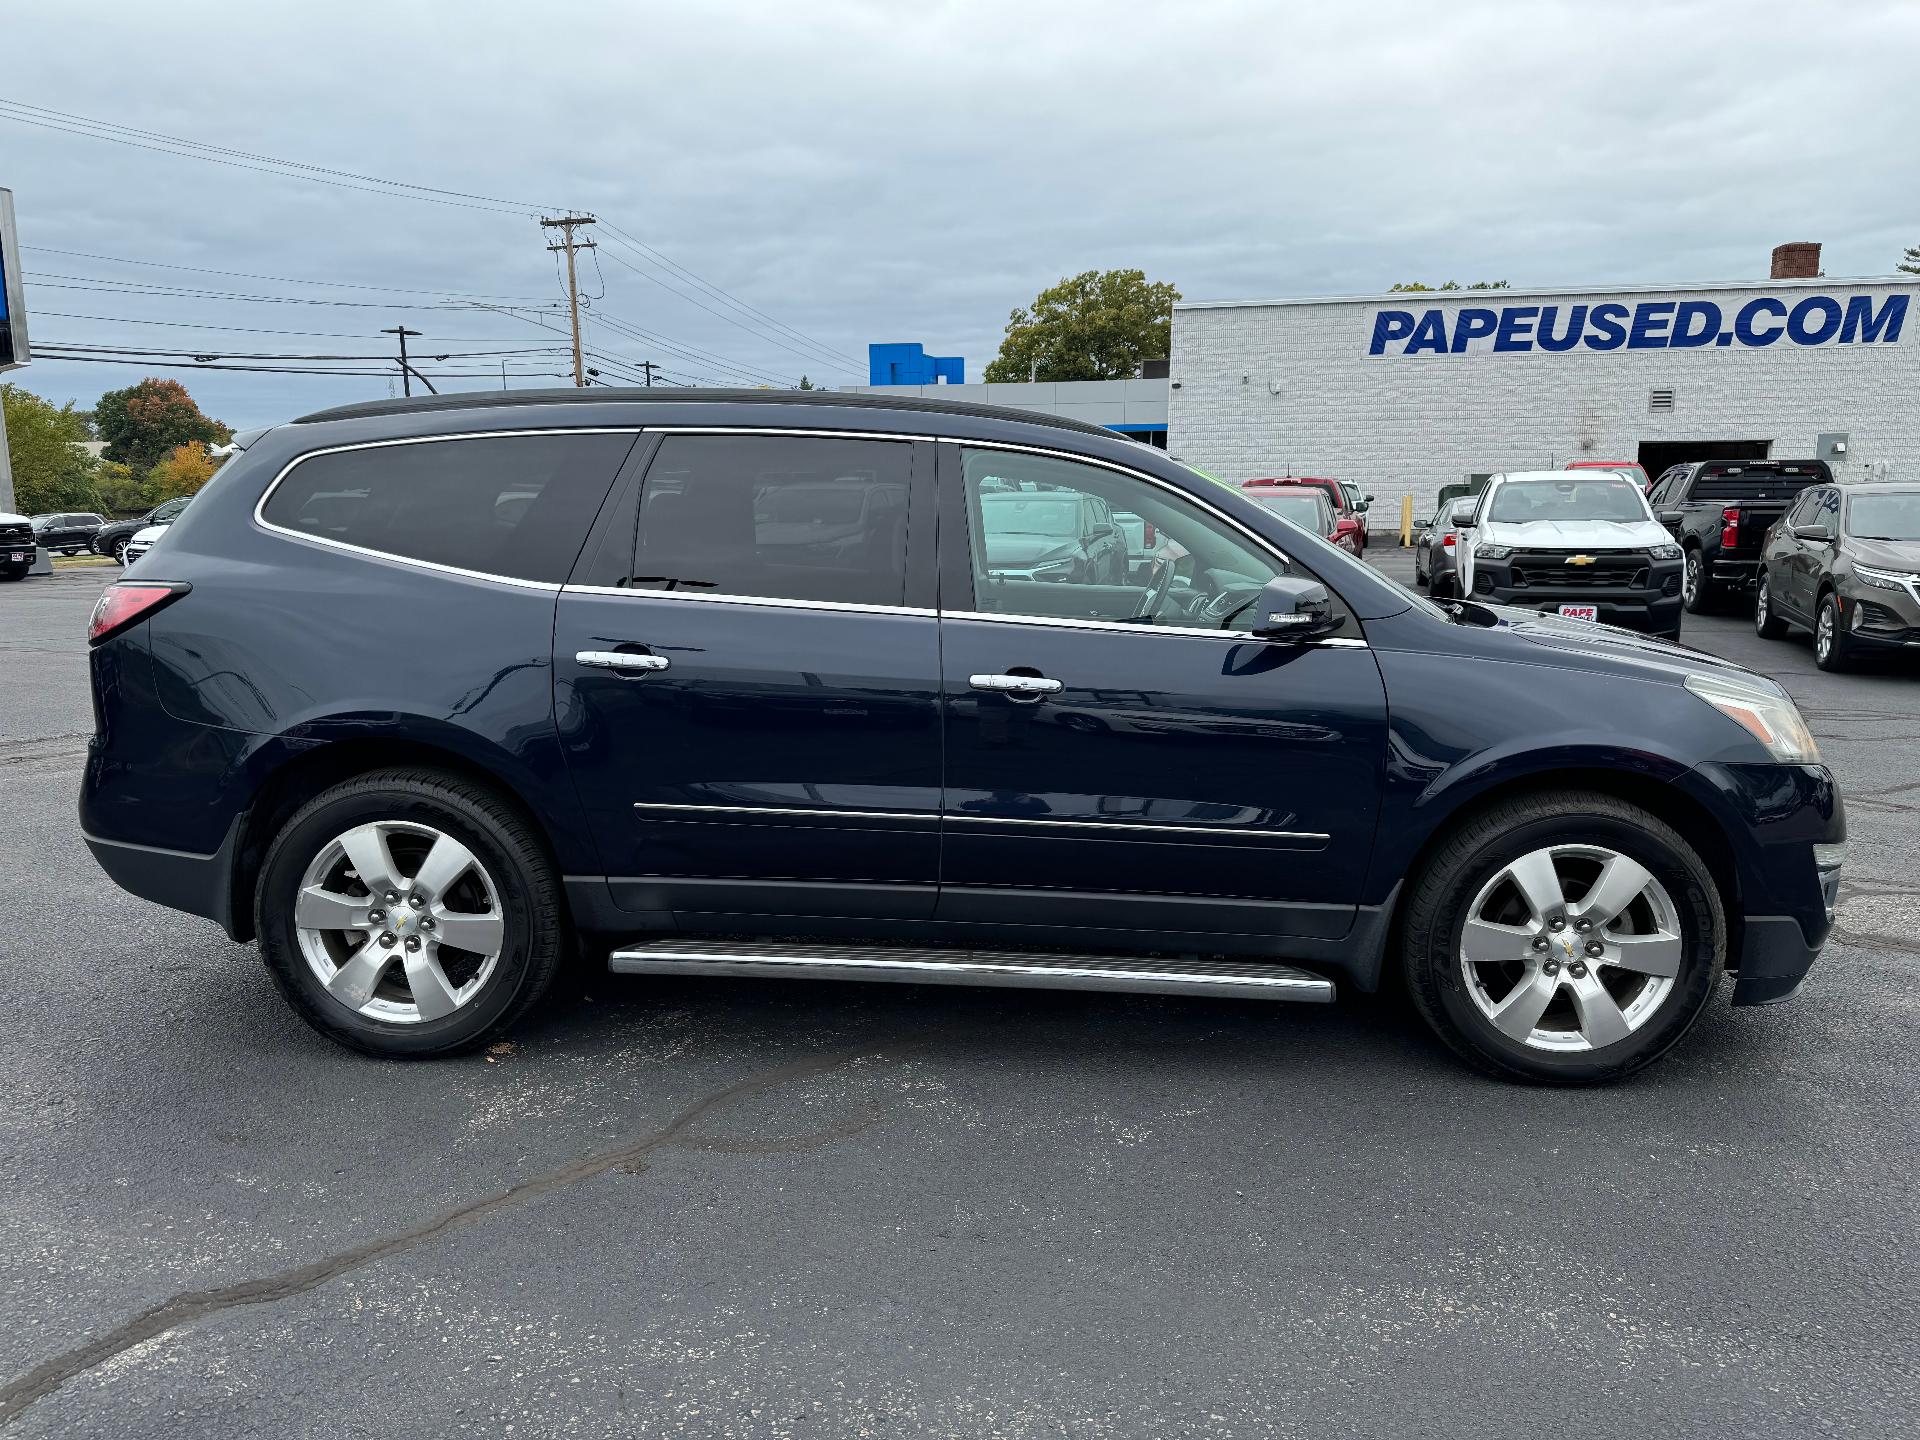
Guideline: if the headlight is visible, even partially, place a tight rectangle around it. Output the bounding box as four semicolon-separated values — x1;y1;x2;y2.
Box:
1853;563;1916;591
1475;543;1513;560
1684;671;1820;763
1649;542;1682;561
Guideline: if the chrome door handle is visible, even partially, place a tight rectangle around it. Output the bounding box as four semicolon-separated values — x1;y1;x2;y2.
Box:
969;672;1063;699
576;650;670;674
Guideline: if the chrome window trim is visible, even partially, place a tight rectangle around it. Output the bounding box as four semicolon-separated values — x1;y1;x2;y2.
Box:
632;800;1328;843
946;609;1367;646
566;583;935;618
251;427;641;592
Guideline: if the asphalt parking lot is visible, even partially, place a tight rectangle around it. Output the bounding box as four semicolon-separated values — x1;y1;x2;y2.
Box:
1;561;1915;1438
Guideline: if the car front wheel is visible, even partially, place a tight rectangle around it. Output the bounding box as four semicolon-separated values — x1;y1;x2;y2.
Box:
1401;790;1724;1084
255;769;566;1057
1814;593;1853;672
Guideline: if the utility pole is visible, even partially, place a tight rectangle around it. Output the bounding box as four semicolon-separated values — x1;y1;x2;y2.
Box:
638;361;660;388
381;325;430;397
540;214;597;387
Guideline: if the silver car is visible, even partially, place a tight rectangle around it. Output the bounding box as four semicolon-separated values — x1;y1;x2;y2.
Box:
1414;496;1478;596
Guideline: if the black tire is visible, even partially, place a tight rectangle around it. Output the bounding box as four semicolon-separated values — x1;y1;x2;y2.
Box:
1753;572;1788;639
1401;790;1725;1085
1681;547;1717;614
0;568;25;583
255;768;567;1058
1813;592;1853;672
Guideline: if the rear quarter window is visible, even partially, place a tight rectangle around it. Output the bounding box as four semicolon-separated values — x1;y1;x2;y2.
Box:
261;432;634;584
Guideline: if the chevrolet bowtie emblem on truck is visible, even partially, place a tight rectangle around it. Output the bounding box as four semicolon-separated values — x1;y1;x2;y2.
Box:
1568;554;1598;565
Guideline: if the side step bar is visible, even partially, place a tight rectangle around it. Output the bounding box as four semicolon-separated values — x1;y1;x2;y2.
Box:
608;939;1334;1003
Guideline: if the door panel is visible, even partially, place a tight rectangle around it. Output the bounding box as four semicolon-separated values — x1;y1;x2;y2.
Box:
556;432;942;921
937;619;1387;936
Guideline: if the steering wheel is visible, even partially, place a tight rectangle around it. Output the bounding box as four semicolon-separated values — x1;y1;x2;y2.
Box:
1131;555;1178;624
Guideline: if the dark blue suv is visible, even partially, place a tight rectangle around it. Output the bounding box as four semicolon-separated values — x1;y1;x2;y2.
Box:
81;390;1844;1083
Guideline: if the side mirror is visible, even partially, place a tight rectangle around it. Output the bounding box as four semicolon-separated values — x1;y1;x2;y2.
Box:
1251;575;1345;642
1658;510;1683;526
1089;523;1115;539
1792;523;1834;542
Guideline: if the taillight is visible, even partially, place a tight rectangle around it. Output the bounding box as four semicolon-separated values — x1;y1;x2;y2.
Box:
1721;507;1740;549
1442;532;1456;547
88;581;190;646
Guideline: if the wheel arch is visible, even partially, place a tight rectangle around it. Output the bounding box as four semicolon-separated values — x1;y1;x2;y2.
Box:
226;736;568;944
1380;766;1743;987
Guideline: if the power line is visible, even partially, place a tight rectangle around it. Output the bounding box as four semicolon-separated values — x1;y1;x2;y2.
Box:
40;342;567;362
22;244;558;302
25;274;526;311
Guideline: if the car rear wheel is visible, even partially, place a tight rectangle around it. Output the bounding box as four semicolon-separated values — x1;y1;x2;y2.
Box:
1753;573;1788;638
1814;593;1853;672
1401;790;1723;1084
255;769;566;1057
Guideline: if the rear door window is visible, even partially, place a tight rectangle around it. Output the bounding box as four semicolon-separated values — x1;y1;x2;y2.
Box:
262;432;635;584
626;434;912;606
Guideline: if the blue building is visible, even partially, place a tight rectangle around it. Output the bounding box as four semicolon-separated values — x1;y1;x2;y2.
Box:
867;342;964;387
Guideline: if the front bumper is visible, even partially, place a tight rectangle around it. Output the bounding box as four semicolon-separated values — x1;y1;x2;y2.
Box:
1471;554;1684;632
1840;584;1920;650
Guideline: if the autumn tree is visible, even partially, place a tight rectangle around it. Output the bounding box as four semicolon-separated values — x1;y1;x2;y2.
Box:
94;378;231;476
145;443;221;501
2;383;99;514
983;269;1180;383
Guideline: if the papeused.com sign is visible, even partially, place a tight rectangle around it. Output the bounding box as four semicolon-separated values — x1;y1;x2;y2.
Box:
1367;292;1908;358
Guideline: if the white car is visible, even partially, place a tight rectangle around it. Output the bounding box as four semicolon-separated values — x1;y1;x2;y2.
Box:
1458;470;1687;640
123;524;168;566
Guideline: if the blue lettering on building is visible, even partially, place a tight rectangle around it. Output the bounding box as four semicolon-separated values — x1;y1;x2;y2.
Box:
1367;293;1909;356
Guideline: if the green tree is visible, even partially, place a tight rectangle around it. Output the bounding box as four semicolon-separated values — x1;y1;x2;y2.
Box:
1389;280;1511;292
91;460;150;514
94;378;231;476
1899;245;1920;275
797;375;815;390
983;269;1180;383
2;383;99;514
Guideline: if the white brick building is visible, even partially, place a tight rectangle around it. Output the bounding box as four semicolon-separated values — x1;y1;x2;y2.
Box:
1167;264;1920;519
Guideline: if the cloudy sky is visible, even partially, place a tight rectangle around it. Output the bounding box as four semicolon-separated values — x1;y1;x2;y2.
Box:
4;0;1917;429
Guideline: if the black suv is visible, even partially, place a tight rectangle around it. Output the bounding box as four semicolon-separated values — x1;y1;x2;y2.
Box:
1650;459;1831;612
81;390;1843;1084
31;511;107;554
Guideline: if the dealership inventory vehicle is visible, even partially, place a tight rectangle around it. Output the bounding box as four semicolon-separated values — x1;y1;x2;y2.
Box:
1243;477;1366;550
0;509;33;580
1414;495;1479;595
1338;481;1375;550
977;488;1128;583
93;495;191;563
1459;471;1686;638
1754;481;1920;670
1245;485;1353;552
1649;459;1830;613
81;389;1842;1084
30;511;106;554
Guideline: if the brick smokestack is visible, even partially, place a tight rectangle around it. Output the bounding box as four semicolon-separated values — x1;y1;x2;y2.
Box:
1770;242;1821;280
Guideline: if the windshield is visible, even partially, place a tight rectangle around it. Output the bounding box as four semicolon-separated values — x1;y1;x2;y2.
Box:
1847;492;1920;541
980;495;1080;537
1488;478;1650;524
1254;492;1328;531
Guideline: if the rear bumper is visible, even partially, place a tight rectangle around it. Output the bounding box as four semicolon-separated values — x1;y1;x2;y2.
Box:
82;814;246;941
1710;556;1761;586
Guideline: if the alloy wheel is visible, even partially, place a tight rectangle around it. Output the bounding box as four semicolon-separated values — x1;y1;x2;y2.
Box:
293;820;505;1023
1816;605;1834;662
1682;551;1699;606
1458;844;1683;1053
1755;584;1769;629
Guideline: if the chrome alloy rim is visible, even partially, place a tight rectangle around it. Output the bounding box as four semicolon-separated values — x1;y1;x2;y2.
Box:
1682;551;1700;604
1754;583;1770;630
1816;605;1834;660
294;821;504;1023
1459;844;1683;1053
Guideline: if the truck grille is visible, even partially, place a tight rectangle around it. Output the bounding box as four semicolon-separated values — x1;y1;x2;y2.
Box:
0;523;32;548
1509;551;1650;590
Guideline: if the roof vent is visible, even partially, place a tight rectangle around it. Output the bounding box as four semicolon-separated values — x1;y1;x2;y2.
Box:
1649;388;1676;414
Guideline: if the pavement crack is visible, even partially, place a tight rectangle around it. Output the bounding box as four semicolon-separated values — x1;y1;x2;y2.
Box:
0;1036;915;1427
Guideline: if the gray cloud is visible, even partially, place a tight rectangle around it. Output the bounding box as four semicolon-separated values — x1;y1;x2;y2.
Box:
5;0;1916;429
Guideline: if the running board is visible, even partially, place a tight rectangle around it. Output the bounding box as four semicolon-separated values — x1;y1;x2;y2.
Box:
608;940;1334;1003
